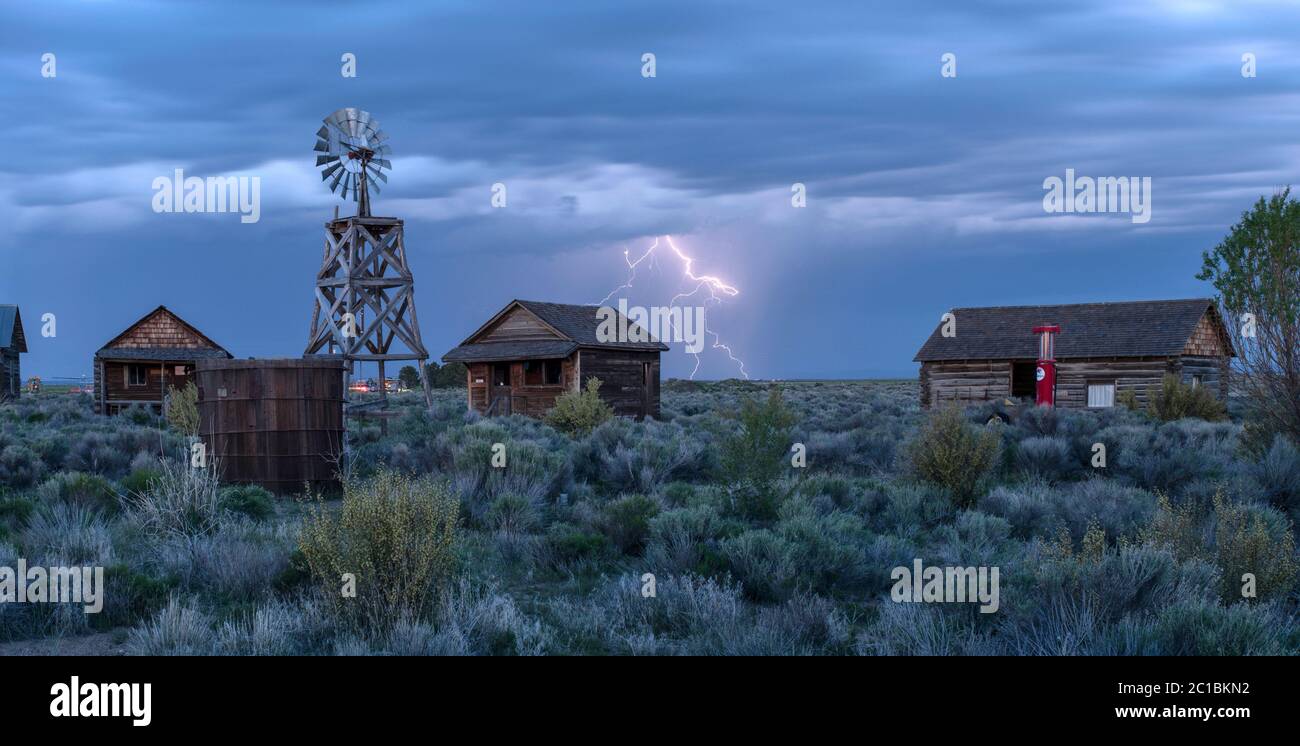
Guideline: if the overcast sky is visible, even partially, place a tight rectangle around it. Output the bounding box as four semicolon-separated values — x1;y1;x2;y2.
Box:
3;0;1298;381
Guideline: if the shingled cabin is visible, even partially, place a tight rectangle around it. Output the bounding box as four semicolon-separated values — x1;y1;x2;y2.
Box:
0;305;26;401
442;299;667;419
94;306;232;415
913;298;1234;409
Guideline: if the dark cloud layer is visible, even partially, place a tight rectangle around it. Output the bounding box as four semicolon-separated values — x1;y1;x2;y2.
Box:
3;0;1298;380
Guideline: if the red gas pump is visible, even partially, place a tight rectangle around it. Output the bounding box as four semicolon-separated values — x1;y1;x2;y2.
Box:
1032;325;1060;407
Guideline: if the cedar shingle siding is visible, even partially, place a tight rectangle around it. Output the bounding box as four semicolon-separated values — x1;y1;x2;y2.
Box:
913;299;1234;409
93;306;232;415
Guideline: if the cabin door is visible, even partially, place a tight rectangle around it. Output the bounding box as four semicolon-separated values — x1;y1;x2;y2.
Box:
491;363;512;415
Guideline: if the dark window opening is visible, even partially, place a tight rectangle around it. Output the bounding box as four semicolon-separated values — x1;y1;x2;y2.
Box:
1011;362;1036;399
544;360;562;385
128;365;148;387
492;363;510;387
524;360;542;385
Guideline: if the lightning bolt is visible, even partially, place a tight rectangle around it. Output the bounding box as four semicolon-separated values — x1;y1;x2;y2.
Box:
597;235;749;380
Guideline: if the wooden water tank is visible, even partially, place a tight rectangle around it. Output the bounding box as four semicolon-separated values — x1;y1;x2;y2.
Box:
196;358;345;493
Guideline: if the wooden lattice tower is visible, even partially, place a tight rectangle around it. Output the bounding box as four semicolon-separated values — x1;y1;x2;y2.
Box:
306;108;432;425
305;214;433;411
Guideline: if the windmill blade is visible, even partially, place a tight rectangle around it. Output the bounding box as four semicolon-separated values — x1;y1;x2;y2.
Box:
366;165;388;183
316;155;340;167
340;175;350;200
321;162;343;181
316;125;330;140
313;139;331;153
373;145;392;157
329;167;346;193
373;159;392;170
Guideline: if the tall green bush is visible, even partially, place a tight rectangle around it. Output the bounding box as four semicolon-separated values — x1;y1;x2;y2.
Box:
546;378;614;436
299;470;459;632
1147;374;1227;422
906;405;1001;507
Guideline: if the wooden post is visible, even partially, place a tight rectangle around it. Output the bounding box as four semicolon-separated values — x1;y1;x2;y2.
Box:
377;359;388;436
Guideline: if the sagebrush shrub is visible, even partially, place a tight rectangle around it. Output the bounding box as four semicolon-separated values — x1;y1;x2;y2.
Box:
299;470;459;633
1212;494;1298;603
38;471;120;515
545;378;614;436
598;494;660;554
0;444;45;488
1147;374;1227;422
906;406;1001;507
1253;434;1300;517
718;387;797;489
218;485;275;521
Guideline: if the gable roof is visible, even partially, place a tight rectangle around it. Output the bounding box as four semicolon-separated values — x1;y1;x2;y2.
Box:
96;305;232;360
914;298;1233;362
443;299;668;363
0;305;25;352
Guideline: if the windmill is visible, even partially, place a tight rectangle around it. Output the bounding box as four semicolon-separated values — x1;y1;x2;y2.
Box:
305;108;432;422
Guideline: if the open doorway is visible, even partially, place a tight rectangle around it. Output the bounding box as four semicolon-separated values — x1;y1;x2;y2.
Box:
1011;361;1037;399
491;363;512;415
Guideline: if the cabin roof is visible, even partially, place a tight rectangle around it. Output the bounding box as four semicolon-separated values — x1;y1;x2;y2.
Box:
0;305;25;352
96;305;231;359
913;298;1233;362
443;340;579;363
95;347;234;361
443;299;668;362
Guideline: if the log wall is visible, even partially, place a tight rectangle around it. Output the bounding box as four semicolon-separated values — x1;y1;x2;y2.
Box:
919;359;1011;408
96;359;195;414
462;348;661;419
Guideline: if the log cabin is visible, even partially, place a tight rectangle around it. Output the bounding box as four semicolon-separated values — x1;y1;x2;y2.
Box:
442;299;668;419
0;305;25;401
913;298;1234;409
94;305;232;415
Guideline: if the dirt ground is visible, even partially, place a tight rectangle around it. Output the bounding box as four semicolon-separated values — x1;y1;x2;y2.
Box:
0;630;130;656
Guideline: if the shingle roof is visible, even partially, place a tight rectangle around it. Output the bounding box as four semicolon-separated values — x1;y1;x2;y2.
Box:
514;300;668;350
442;299;668;362
443;340;578;363
0;306;23;351
913;298;1228;362
95;347;233;361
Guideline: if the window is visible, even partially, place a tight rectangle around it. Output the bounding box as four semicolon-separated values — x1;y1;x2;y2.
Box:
1087;382;1115;408
127;365;148;387
524;360;542;385
524;360;562;386
1191;375;1202;388
544;360;562;385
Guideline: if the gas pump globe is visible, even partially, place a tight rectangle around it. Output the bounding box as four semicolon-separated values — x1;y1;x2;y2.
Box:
1032;325;1060;407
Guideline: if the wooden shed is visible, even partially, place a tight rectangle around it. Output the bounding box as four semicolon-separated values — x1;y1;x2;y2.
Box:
0;305;26;401
442;299;667;419
913;298;1235;409
94;305;233;415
